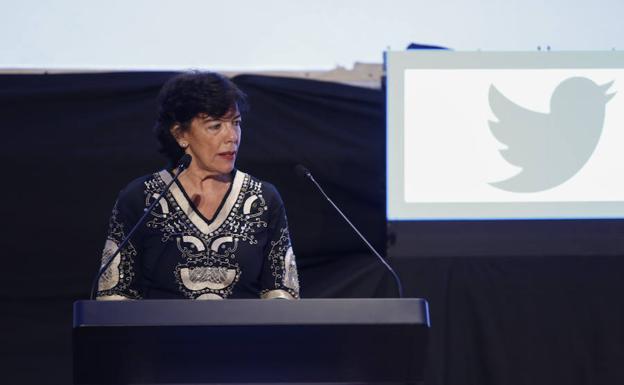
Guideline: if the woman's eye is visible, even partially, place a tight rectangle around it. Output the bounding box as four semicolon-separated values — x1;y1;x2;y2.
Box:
234;119;242;126
208;123;221;130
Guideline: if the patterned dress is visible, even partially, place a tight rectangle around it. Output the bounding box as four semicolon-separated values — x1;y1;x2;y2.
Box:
96;169;300;300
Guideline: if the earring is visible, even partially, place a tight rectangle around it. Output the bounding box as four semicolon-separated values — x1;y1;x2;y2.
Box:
180;142;188;148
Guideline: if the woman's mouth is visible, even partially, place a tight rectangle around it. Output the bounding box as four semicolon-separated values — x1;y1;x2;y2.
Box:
218;151;236;160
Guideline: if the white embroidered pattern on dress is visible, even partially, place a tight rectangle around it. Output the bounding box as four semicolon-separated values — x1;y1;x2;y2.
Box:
97;202;140;299
263;227;300;299
143;171;269;299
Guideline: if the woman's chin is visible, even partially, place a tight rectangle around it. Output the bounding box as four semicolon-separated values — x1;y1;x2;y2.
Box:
212;163;236;176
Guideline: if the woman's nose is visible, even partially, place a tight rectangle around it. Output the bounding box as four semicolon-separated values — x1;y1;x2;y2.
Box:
224;122;239;142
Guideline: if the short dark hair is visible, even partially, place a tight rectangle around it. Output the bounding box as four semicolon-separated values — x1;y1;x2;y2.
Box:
153;71;248;166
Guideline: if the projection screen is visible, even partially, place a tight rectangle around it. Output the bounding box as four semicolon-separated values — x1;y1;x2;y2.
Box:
386;51;624;257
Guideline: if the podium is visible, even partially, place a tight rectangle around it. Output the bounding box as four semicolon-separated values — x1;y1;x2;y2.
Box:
73;299;429;384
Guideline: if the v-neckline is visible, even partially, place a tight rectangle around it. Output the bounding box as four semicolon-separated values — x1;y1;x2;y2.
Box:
159;169;245;235
171;170;236;225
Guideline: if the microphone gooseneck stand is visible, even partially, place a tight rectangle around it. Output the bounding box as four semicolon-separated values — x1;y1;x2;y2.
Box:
295;164;404;298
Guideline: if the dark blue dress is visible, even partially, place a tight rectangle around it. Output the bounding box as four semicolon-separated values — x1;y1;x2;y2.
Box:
96;169;299;300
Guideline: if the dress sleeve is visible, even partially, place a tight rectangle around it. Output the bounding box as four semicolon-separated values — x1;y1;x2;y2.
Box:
96;189;144;300
260;184;300;299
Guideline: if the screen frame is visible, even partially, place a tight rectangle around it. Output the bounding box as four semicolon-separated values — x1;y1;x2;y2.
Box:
386;50;624;257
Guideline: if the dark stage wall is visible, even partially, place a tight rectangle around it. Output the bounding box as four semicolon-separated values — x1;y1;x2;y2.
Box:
1;73;623;385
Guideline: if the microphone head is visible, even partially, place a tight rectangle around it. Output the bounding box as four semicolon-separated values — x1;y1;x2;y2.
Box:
178;154;192;170
294;164;312;180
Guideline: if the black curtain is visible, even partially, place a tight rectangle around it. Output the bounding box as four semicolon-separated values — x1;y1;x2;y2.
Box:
1;72;623;385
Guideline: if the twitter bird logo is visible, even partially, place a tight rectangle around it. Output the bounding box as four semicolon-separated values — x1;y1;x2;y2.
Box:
489;77;616;192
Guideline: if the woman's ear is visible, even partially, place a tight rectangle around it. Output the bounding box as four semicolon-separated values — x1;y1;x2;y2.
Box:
170;123;181;140
170;124;189;148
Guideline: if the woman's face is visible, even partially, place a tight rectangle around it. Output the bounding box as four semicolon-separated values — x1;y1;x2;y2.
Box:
175;105;241;176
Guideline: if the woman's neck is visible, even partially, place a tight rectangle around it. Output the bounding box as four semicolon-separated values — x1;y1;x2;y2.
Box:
176;164;232;193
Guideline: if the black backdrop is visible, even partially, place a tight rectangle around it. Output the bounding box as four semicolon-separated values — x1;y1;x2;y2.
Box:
1;73;623;385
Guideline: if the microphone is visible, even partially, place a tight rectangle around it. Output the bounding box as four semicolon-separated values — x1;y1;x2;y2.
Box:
294;164;312;179
295;164;404;298
178;153;192;169
89;154;192;299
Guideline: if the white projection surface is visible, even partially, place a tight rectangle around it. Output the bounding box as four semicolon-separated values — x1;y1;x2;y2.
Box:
387;51;624;220
2;1;624;71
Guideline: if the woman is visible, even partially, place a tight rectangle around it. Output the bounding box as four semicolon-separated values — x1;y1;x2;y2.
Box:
96;71;299;300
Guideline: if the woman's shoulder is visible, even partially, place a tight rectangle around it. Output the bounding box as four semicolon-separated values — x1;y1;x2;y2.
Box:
238;170;281;198
237;170;285;217
119;170;168;198
108;171;167;220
